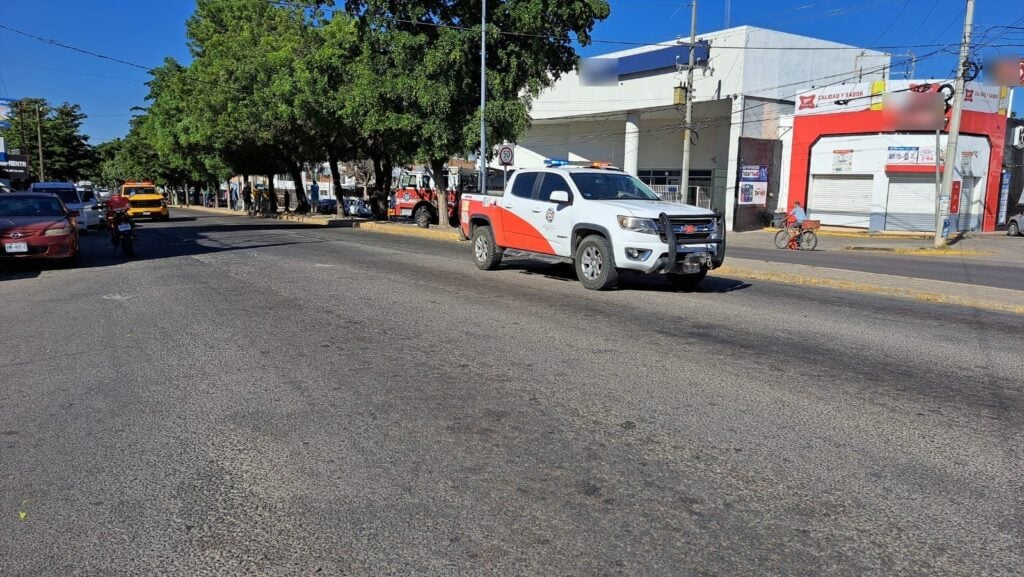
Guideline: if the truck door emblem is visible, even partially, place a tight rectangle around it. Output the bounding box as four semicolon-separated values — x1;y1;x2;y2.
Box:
545;208;555;223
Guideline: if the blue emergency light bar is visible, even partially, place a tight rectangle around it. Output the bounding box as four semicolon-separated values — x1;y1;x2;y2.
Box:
544;159;570;167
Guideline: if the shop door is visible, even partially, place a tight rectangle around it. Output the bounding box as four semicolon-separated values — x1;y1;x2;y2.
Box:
885;176;936;232
808;175;873;228
957;177;980;232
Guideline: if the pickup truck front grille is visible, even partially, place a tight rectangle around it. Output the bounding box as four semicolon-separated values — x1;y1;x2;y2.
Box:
130;200;163;208
659;216;716;243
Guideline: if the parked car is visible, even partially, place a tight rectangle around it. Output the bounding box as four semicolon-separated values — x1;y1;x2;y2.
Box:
0;193;80;266
345;197;373;218
315;198;337;214
29;182;101;230
1008;213;1023;236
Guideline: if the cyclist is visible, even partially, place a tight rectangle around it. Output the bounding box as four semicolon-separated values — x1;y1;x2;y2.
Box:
786;201;808;250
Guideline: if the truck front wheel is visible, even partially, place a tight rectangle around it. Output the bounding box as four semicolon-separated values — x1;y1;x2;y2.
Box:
472;225;503;270
575;235;619;290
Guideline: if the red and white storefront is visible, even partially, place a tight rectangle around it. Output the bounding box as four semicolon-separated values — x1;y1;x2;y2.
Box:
785;81;1010;233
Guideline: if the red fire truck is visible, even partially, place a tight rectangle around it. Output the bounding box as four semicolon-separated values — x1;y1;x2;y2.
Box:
390;166;511;228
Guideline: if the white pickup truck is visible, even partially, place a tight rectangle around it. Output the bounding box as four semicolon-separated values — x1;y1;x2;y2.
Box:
459;166;725;290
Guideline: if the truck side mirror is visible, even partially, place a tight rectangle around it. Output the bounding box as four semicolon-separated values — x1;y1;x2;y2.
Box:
549;190;571;204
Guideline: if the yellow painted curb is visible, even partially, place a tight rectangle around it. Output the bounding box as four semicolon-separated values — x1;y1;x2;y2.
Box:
356;221;463;242
716;265;1024;315
842;246;991;257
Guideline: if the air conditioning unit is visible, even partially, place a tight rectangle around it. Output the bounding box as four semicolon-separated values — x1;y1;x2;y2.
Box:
1014;126;1024;150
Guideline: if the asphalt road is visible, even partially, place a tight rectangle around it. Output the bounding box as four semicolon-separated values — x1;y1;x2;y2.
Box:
727;243;1024;291
2;209;1021;576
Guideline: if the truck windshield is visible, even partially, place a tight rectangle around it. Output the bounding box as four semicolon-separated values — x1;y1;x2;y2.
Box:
124;187;157;196
569;173;661;201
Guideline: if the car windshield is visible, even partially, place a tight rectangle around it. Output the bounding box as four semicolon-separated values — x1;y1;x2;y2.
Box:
124;187;157;196
34;188;80;205
0;196;66;217
569;173;661;201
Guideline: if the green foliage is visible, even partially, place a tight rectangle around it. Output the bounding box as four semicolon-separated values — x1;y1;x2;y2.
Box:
0;97;98;182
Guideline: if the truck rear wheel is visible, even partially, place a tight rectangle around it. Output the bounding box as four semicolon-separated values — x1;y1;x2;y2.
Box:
575;235;619;290
414;205;434;228
472;225;503;270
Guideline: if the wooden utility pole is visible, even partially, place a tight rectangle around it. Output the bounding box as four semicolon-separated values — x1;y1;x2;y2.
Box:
35;103;45;182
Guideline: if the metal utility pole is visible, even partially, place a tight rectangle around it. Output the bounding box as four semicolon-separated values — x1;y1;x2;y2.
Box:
35;103;45;182
479;0;487;194
680;0;697;204
935;0;975;247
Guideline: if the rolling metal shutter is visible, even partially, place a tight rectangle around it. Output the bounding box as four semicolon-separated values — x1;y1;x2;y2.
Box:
885;176;936;232
808;175;873;228
958;177;980;232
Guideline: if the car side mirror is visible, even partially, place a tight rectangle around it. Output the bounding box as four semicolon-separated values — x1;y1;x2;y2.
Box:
549;190;571;204
67;210;80;218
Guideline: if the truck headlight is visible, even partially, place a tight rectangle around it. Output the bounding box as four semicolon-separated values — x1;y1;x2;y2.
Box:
616;215;659;235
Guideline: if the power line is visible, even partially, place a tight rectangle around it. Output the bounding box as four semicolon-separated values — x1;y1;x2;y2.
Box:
0;23;152;71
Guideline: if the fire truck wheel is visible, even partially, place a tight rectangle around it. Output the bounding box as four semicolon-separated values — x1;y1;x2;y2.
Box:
471;225;503;270
414;205;434;228
575;235;619;290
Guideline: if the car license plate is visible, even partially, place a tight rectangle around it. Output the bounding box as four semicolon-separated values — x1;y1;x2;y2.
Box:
4;242;29;253
682;262;701;274
117;223;132;232
400;208;412;216
142;212;151;216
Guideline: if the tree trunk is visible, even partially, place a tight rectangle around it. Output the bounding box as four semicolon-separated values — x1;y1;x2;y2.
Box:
371;155;386;220
328;149;344;216
430;158;450;228
289;161;308;213
267;175;278;214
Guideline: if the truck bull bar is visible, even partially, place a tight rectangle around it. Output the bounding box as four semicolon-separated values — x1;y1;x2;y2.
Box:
658;211;727;273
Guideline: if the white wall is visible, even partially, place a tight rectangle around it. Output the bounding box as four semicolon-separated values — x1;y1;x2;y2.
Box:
808;133;990;230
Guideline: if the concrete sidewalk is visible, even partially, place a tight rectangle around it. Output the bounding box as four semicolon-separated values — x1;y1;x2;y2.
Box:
175;205;356;227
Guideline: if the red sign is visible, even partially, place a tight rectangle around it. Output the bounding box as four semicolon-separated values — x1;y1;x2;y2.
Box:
798;95;816;110
949;181;961;214
964;89;974;102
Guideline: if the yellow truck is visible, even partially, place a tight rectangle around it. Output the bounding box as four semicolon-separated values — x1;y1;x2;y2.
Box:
118;181;169;221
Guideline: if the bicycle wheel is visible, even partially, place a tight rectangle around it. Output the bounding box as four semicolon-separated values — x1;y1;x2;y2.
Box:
774;229;791;249
799;230;818;251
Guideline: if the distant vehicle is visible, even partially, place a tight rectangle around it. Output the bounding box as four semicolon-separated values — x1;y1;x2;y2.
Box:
95;187;112;200
315;198;338;214
28;182;101;230
390;166;481;228
1007;213;1023;237
119;180;170;221
0;192;80;266
344;197;372;217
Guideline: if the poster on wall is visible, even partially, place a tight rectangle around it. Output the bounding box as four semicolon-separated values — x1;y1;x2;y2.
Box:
960;151;977;177
738;164;769;206
997;171;1010;225
832;149;854;173
918;146;938;165
887;146;919;164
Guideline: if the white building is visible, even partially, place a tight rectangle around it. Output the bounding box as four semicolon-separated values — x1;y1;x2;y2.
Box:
505;26;890;230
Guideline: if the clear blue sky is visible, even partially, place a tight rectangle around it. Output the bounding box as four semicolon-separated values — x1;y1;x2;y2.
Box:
1;0;1021;143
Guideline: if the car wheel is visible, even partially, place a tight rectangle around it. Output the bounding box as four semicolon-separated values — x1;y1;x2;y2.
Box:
414;206;434;228
575;235;619;290
471;225;503;270
122;237;136;257
61;250;80;269
1009;221;1020;237
667;268;707;289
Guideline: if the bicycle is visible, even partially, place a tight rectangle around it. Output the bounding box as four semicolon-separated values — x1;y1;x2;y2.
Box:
774;219;819;250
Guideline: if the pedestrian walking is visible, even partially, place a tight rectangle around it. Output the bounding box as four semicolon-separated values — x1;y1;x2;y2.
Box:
230;184;239;210
309;181;320;214
242;182;253;214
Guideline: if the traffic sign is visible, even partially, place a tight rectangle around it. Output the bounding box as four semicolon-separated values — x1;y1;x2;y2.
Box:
498;145;514;166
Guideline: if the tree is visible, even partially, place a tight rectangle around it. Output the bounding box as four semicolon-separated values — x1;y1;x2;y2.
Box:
0;98;98;182
344;0;611;225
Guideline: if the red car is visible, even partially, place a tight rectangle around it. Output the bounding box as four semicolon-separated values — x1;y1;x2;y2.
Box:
0;193;80;266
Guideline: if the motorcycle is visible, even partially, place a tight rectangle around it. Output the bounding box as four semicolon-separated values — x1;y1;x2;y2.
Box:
91;196;136;257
